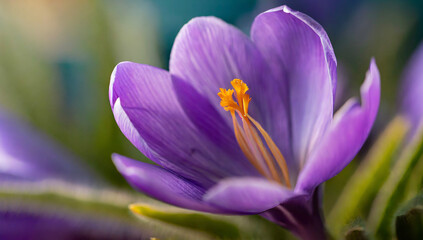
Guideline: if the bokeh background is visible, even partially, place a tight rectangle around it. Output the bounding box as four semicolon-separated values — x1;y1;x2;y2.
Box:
0;0;422;238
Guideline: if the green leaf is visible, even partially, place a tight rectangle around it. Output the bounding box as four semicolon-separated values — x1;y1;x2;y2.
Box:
0;180;255;239
130;204;240;239
403;154;423;200
2;181;260;239
395;191;423;240
129;203;290;240
0;181;158;238
367;123;423;239
0;177;287;239
327;117;410;237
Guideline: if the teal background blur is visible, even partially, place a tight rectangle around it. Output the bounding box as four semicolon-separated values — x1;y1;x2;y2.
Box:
0;0;422;192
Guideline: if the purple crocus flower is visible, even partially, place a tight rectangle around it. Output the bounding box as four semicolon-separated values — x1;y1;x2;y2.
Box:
0;207;146;240
109;5;380;239
0;110;151;239
400;42;423;135
0;109;98;184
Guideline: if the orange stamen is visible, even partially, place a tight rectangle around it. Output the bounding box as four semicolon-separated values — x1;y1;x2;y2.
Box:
217;79;291;188
231;112;268;178
248;115;291;188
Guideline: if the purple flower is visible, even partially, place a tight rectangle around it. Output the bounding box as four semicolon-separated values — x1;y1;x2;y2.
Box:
0;110;151;239
109;5;380;239
0;207;145;239
0;109;98;184
400;42;423;135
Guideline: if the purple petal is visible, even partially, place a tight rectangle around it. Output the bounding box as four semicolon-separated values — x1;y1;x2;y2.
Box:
169;17;271;125
0;207;146;239
171;77;257;174
169;16;297;178
251;5;336;171
400;42;423;133
296;59;380;192
169;16;272;180
110;62;258;187
203;177;296;213
0;110;98;184
112;154;229;213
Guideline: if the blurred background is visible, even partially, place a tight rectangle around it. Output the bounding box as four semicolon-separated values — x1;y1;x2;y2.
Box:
0;0;422;238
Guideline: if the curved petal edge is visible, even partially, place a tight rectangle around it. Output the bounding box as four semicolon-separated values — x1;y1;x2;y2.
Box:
203;177;296;213
296;59;380;192
112;154;228;213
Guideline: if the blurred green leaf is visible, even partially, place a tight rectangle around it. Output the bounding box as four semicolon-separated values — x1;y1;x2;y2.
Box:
395;191;423;240
130;204;240;239
404;154;423;200
327;117;409;237
0;180;245;239
0;180;287;240
0;181;154;238
367;124;423;239
129;203;290;240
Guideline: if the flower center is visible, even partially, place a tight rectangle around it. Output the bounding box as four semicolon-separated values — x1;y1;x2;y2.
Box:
218;79;291;188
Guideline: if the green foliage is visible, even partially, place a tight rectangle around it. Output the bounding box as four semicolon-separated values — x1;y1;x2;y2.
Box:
404;154;423;200
327;117;410;237
130;204;240;239
0;180;261;239
0;181;150;238
367;125;423;239
129;203;290;240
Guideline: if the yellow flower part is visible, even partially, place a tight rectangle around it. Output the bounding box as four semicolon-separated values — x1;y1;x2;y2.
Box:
217;88;238;112
218;79;251;116
217;79;291;188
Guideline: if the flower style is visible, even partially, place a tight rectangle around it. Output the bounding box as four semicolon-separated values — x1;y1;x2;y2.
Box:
109;5;380;239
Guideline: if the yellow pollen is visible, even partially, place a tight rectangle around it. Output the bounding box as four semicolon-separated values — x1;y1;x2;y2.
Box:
217;88;238;112
218;79;251;116
217;79;291;188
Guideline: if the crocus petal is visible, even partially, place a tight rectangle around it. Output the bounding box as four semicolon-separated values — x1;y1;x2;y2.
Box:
400;42;423;132
169;16;297;177
0;110;98;184
0;207;146;239
0;204;152;240
203;177;296;213
251;5;336;169
169;17;270;125
110;62;258;187
296;59;380;192
169;16;275;179
112;154;229;213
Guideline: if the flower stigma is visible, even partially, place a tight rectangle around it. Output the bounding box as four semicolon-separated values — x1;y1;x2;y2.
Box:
218;79;291;188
